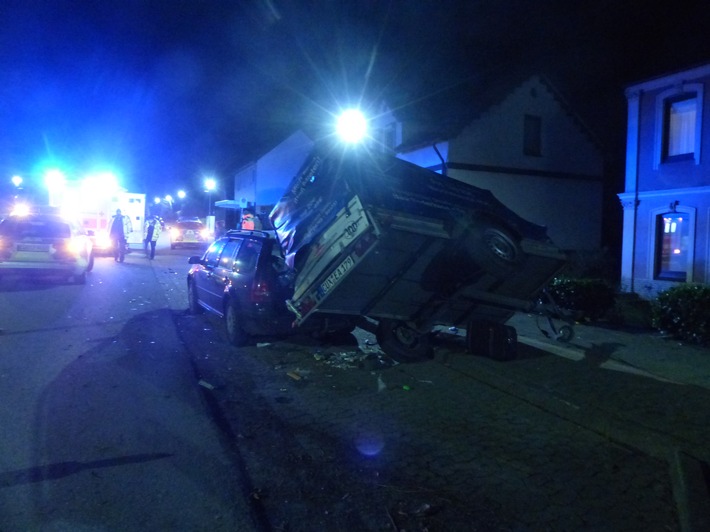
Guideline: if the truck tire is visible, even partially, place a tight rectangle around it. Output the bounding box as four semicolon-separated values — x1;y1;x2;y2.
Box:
467;221;523;277
225;301;249;347
376;319;432;362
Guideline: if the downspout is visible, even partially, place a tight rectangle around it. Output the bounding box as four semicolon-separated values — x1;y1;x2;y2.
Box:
433;143;447;176
630;94;641;294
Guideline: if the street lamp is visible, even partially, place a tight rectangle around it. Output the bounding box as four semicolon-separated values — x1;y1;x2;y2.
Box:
336;108;368;144
11;175;23;188
204;178;216;216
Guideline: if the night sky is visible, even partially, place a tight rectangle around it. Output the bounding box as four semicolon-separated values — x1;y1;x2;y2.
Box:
1;0;709;201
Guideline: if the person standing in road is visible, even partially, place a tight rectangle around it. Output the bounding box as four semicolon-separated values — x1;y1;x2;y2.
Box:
109;209;133;262
143;217;162;260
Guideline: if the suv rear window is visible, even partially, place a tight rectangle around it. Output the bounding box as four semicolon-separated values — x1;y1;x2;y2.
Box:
0;218;71;239
177;222;203;230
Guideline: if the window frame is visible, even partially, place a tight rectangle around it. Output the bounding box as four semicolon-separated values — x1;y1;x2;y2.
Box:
650;206;696;282
523;114;542;157
654;83;704;168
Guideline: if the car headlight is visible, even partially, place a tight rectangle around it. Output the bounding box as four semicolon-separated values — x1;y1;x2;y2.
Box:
68;237;86;254
170;228;180;239
95;231;112;248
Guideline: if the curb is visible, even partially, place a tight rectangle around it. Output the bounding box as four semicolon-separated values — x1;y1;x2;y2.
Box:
670;450;710;532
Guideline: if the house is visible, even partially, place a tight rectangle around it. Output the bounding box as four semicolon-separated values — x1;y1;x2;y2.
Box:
230;129;314;221
390;75;605;252
618;63;710;298
230;76;605;251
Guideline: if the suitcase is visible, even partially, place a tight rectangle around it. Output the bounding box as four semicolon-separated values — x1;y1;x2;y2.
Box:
466;320;518;361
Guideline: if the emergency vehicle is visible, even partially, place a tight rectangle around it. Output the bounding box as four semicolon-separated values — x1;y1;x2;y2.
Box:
61;188;147;254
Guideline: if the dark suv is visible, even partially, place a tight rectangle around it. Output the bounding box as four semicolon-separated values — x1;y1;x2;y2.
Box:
187;229;354;346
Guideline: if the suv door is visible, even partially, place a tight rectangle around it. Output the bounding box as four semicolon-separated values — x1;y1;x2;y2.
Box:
206;238;242;313
193;239;229;313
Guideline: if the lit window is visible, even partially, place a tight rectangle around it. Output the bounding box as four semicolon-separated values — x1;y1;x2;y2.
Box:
523;115;542;157
664;95;697;160
655;212;689;281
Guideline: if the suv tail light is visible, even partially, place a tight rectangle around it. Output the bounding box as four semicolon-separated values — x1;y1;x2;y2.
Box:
250;278;271;302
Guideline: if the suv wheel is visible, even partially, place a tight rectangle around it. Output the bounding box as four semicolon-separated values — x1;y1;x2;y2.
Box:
225;301;249;347
375;318;432;362
187;279;203;314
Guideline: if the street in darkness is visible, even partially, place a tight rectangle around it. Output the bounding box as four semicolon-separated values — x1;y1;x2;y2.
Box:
3;239;708;530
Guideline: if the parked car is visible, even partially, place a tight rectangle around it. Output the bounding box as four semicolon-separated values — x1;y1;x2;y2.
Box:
170;219;211;249
0;211;94;284
186;229;354;346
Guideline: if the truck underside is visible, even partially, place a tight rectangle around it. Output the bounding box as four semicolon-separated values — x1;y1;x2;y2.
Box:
271;145;568;361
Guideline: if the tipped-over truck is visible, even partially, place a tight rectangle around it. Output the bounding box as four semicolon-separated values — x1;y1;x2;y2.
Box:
269;145;568;361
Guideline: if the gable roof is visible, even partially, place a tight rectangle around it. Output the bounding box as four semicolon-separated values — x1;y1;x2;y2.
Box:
394;71;602;153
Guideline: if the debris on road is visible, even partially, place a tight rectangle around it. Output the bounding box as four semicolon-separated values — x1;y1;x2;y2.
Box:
198;379;214;390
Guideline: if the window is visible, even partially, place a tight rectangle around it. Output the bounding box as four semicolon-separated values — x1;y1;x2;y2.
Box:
523;115;542;156
234;240;262;273
203;240;226;268
664;95;697;160
655;212;690;281
218;239;241;269
654;84;703;167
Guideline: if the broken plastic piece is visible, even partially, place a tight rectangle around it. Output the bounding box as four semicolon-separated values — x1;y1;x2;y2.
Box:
198;379;214;390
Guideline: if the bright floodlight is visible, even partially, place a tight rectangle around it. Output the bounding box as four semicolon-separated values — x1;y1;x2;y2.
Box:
44;168;66;189
11;175;23;187
177;190;186;199
204;178;216;192
336;109;367;143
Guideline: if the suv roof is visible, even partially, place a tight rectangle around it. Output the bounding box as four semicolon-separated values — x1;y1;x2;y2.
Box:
225;228;277;239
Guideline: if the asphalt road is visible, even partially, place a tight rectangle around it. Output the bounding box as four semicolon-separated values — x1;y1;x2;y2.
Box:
0;243;254;530
3;237;703;530
155;240;685;531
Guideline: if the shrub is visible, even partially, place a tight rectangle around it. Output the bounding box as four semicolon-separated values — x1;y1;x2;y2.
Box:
651;284;710;344
606;292;654;329
546;277;616;321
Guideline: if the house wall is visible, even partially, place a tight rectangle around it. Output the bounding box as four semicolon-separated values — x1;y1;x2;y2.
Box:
449;77;603;174
400;76;604;251
619;64;710;297
233;130;314;214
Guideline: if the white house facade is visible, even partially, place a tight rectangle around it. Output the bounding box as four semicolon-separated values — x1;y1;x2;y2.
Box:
395;76;605;252
618;63;710;298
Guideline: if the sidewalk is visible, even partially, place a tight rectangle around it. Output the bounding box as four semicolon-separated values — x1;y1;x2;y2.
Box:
507;312;710;390
506;312;710;531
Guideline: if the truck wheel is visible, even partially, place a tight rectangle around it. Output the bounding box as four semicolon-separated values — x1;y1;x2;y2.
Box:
187;279;203;314
376;319;432;362
225;301;249;347
467;221;522;276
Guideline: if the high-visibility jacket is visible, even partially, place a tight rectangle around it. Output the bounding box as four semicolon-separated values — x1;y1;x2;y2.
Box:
143;221;162;242
110;214;132;238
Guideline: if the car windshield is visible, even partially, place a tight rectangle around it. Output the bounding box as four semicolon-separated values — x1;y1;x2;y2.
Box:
0;217;71;238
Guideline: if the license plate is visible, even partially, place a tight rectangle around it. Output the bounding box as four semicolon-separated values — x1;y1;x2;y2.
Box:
17;244;49;252
318;255;354;297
